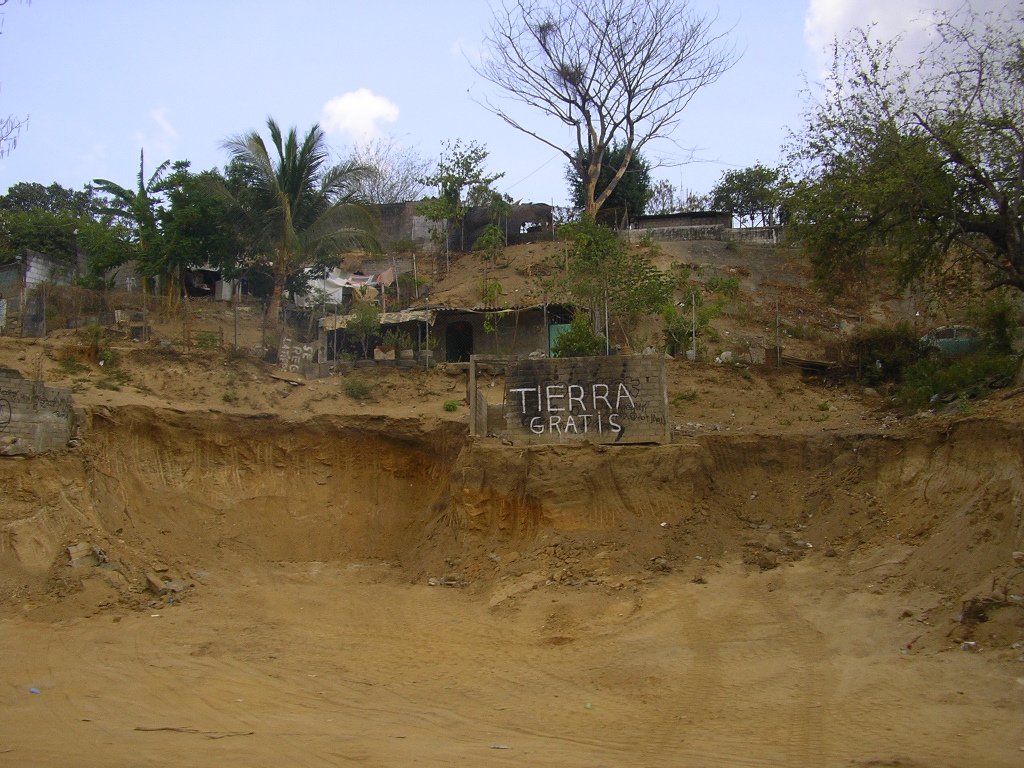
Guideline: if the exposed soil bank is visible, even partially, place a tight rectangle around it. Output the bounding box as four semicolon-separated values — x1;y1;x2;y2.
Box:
1;406;1022;767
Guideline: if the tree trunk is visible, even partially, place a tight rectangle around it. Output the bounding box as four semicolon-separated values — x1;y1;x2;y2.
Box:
265;254;288;345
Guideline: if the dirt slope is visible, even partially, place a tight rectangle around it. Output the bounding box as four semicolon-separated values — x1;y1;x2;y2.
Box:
1;253;1023;765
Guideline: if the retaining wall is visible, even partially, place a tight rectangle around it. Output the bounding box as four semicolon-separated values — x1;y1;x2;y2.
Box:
0;375;75;455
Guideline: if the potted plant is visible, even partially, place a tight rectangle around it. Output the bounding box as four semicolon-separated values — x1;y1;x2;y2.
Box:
375;328;401;362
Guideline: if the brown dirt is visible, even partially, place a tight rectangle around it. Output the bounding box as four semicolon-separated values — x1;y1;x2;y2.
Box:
1;244;1023;766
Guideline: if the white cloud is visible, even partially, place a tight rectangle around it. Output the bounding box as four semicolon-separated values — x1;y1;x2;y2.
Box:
150;107;177;140
804;0;1010;66
321;89;399;143
131;106;178;165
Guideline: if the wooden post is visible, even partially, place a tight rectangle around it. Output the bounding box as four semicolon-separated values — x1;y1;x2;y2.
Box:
468;354;478;436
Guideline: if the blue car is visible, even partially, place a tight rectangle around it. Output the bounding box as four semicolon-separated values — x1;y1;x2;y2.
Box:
919;325;985;358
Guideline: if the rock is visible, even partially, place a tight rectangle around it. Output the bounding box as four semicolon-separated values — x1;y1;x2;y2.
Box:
165;579;190;593
145;572;167;595
67;542;99;568
757;553;779;571
1013;551;1024;565
427;575;465;587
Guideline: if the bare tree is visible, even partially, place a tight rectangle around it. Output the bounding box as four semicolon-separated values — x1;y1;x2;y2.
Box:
345;137;431;205
475;0;735;217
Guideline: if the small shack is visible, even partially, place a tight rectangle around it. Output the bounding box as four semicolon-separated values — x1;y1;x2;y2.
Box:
632;211;732;229
313;303;578;365
430;304;575;363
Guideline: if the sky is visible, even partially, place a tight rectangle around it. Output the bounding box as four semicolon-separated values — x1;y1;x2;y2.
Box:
0;0;1008;207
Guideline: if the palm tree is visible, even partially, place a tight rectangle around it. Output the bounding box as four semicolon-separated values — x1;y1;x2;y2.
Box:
220;118;373;328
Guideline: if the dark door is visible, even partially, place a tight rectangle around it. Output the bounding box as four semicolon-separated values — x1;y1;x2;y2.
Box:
445;321;473;362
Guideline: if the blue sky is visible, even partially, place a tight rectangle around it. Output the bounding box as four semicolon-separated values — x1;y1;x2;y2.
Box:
0;0;1003;206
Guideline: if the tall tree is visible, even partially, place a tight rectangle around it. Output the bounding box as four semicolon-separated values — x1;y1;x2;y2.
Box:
710;164;789;227
161;169;241;279
475;0;735;217
344;137;431;205
220;118;374;325
566;142;652;225
787;5;1024;294
0;182;92;263
0;182;96;217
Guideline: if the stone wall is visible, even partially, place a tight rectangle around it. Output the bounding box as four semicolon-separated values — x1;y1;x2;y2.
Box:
0;375;75;455
502;355;669;445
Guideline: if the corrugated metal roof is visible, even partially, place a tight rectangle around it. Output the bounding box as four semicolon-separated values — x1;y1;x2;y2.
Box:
321;309;434;331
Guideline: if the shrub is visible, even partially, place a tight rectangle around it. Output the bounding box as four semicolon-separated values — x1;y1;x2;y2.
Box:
846;323;920;385
551;312;605;357
58;356;89;376
343;376;373;400
897;352;1019;411
195;331;219;350
99;348;117;367
969;291;1020;354
705;275;741;298
662;296;723;356
672;389;698;403
443;399;459;412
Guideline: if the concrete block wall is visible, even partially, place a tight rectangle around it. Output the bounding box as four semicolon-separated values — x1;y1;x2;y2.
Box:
0;376;74;455
625;225;725;242
626;224;787;245
502;355;669;445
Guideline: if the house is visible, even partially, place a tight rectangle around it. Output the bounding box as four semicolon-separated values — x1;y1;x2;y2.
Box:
428;303;575;362
0;249;79;336
313;302;578;367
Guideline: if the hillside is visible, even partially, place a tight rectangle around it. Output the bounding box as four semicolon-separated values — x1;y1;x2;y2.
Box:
1;239;1023;767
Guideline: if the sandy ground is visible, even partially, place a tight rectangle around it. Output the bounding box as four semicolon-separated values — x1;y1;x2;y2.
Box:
1;240;1023;766
3;558;1021;768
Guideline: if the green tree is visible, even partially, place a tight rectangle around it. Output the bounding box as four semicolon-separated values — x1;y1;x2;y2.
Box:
710;164;788;227
347;301;381;359
786;5;1024;294
418;139;504;251
0;182;97;218
473;223;507;265
0;208;78;263
557;216;673;349
220;118;375;326
476;0;735;218
566;142;652;225
161;169;241;279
